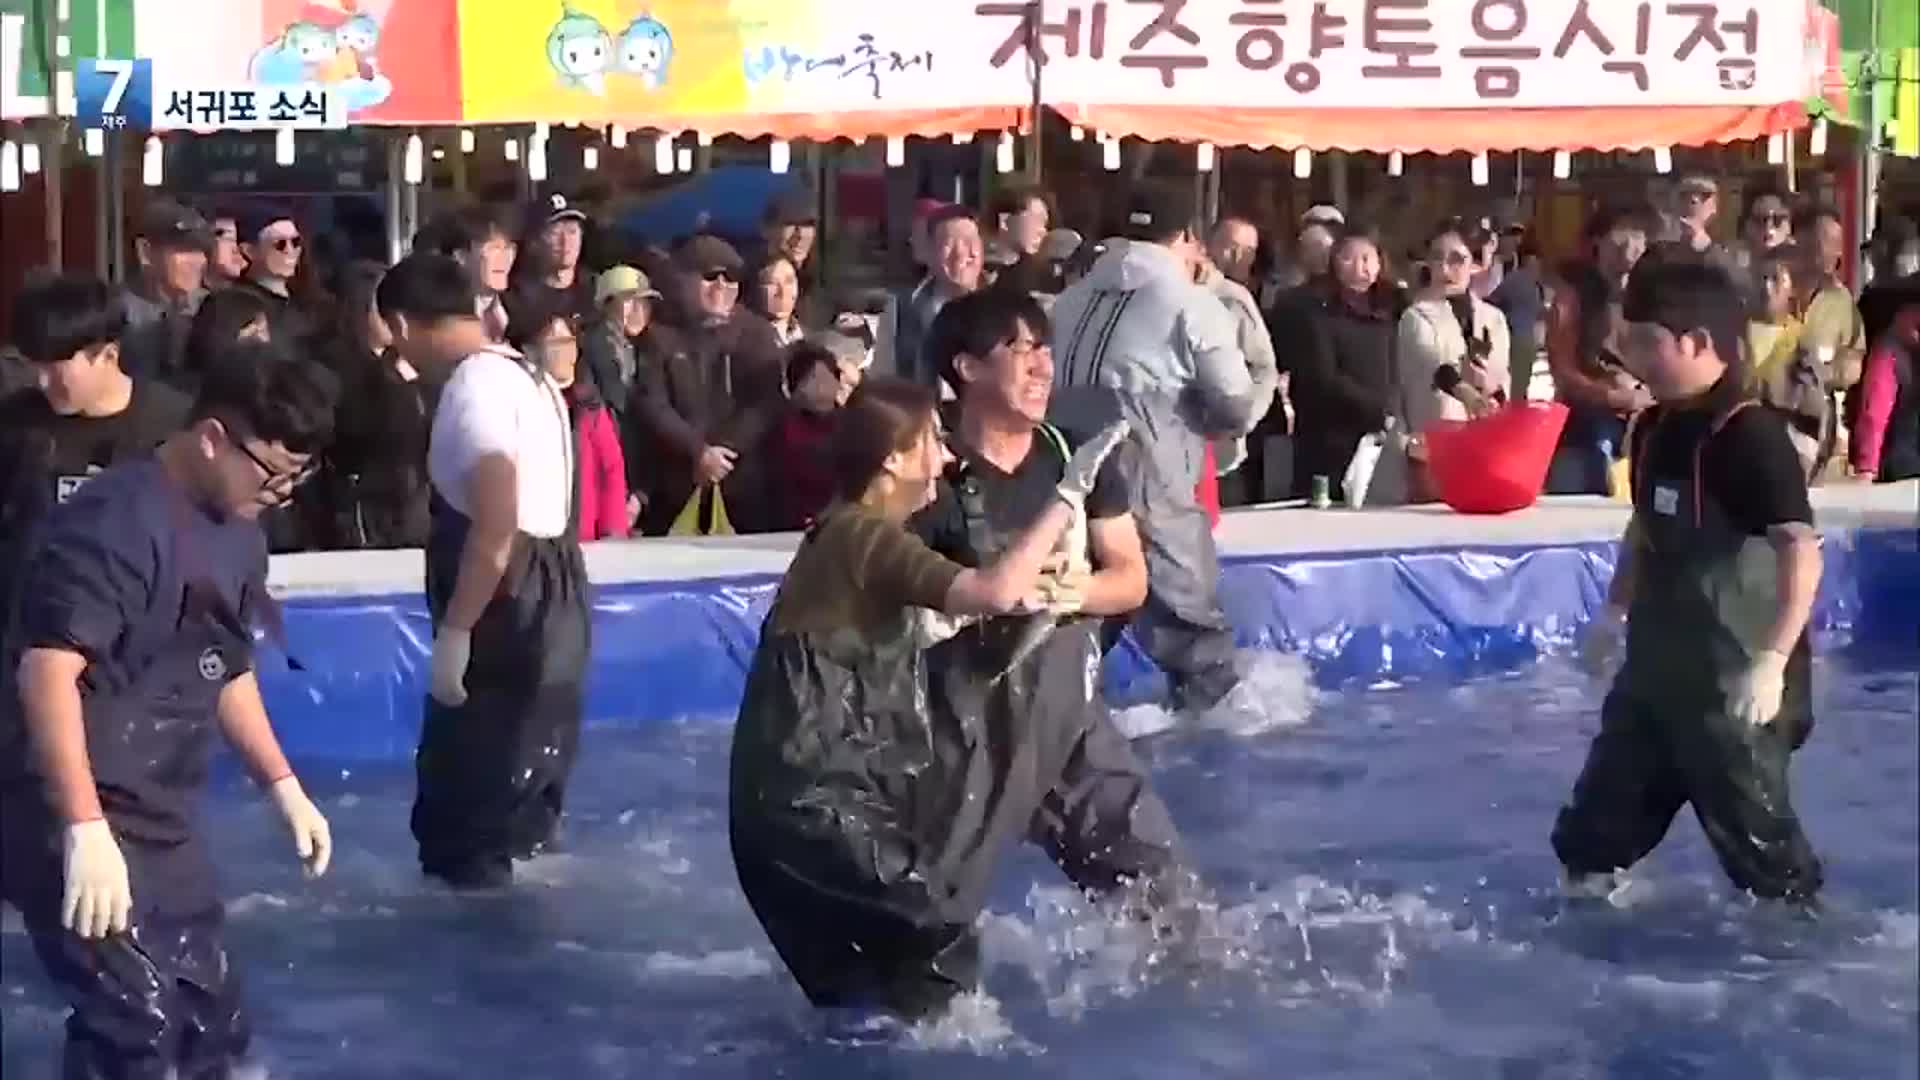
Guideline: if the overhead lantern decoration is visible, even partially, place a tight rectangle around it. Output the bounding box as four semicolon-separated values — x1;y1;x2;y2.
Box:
403;132;424;185
1553;150;1572;180
1766;132;1786;165
953;131;975;145
1471;151;1489;187
696;130;713;148
275;127;296;167
769;138;791;174
1070;125;1086;142
610;125;628;149
1809;118;1828;157
83;128;104;157
1387;150;1404;177
504;137;520;162
675;146;693;172
142;136;163;186
0;140;19;193
885;135;905;168
583;145;599;171
1293;147;1313;180
1652;146;1673;174
995;131;1015;173
654;133;675;174
1196;142;1216;173
1102;133;1121;171
528;132;549;181
21;138;41;175
460;128;476;154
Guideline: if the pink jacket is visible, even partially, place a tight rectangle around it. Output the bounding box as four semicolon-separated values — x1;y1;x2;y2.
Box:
572;398;630;541
1853;312;1920;477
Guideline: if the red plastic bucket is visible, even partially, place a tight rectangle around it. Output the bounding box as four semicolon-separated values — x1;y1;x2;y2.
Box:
1423;402;1569;515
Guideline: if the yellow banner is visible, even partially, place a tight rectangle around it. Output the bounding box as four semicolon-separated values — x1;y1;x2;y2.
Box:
456;0;1025;126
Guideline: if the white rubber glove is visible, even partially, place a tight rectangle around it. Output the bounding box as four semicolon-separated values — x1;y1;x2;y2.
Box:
1057;420;1131;511
1577;606;1627;681
1728;649;1790;729
429;628;472;707
62;820;132;940
269;776;332;878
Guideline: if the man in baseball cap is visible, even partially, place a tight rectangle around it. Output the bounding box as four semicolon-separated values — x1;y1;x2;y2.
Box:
120;201;214;382
1052;182;1257;722
513;190;595;322
761;189;818;271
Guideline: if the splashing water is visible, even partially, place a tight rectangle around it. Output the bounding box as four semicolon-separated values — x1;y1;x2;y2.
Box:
2;655;1912;1078
1112;649;1319;740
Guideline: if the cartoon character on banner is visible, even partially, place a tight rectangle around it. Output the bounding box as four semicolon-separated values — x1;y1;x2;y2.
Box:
547;5;614;94
617;14;673;90
248;1;393;114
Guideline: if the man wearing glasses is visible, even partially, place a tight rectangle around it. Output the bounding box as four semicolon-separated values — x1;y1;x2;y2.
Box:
0;341;337;1077
632;234;784;535
232;201;313;343
377;253;591;890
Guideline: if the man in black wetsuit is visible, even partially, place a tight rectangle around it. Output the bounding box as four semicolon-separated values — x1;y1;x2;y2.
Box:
1553;260;1824;906
0;342;337;1077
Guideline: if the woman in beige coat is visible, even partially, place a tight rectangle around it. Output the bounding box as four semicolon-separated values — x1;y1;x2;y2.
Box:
1397;221;1513;433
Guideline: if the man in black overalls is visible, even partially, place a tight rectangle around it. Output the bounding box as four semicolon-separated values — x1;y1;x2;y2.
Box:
378;255;592;890
910;289;1188;933
0;343;337;1077
1551;260;1824;906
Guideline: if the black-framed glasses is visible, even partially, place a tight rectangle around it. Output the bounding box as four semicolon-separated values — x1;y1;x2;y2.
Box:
231;435;317;496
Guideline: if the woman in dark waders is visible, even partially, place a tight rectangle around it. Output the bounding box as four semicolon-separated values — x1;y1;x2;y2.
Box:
729;377;1131;1019
1553;259;1825;907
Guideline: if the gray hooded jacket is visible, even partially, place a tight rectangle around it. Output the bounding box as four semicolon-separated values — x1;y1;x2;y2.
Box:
1048;240;1253;489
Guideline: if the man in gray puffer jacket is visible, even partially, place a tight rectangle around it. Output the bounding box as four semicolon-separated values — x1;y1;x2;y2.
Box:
1049;185;1256;715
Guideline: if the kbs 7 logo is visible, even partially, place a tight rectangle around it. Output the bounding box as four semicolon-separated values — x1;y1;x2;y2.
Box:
75;57;153;130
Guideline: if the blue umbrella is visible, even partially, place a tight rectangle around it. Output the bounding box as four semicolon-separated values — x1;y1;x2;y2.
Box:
617;166;800;248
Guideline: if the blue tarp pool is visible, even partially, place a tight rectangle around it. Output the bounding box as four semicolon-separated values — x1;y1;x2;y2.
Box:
3;520;1915;1078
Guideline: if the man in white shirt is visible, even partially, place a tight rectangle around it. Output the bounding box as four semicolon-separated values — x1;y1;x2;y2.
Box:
377;254;591;890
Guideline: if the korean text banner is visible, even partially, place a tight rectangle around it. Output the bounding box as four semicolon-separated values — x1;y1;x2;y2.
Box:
132;0;459;127
456;0;1030;126
1017;0;1811;111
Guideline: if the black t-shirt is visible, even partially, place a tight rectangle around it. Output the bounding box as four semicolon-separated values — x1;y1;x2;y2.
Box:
912;426;1130;567
1629;396;1813;538
0;379;191;524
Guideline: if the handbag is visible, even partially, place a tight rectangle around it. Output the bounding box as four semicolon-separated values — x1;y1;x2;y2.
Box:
668;484;735;537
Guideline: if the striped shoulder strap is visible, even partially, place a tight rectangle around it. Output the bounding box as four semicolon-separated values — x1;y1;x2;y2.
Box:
1035;422;1072;465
